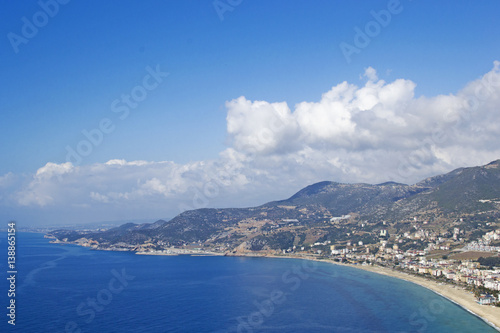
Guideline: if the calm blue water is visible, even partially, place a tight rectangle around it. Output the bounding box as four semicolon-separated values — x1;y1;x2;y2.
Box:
0;232;497;333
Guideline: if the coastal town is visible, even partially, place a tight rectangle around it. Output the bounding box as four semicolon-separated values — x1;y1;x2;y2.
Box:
324;227;500;307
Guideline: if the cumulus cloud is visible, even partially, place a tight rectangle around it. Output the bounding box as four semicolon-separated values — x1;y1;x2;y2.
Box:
3;62;500;224
224;61;500;182
226;96;299;154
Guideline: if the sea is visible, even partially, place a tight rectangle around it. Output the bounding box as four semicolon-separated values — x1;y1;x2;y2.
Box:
0;232;497;333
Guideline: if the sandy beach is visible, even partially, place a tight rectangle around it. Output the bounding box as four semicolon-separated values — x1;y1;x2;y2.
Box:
263;254;500;331
328;260;500;331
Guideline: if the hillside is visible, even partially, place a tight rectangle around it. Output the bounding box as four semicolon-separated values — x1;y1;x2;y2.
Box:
388;159;500;219
49;159;500;254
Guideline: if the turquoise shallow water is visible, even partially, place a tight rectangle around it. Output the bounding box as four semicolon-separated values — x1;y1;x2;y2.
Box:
0;232;497;332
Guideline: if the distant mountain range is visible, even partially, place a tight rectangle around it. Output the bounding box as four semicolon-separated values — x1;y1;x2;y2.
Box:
50;159;500;253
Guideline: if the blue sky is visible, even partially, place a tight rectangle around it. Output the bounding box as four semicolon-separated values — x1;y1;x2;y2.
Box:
1;0;500;225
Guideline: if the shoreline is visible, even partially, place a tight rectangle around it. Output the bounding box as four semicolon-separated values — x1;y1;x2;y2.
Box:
348;263;500;332
273;255;500;332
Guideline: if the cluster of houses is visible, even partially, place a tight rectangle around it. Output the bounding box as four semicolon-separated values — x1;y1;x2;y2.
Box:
465;230;500;252
399;259;500;288
325;228;500;306
464;241;500;252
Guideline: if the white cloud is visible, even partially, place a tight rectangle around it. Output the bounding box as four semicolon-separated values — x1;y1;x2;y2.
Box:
105;159;151;166
3;62;500;224
15;162;75;207
226;96;299;154
0;172;16;188
224;62;500;182
35;162;74;179
90;191;109;203
363;66;378;81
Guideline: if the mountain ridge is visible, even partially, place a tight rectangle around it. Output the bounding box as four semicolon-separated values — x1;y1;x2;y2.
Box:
49;159;500;254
